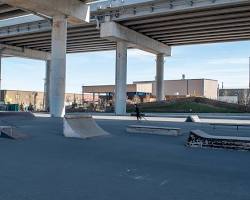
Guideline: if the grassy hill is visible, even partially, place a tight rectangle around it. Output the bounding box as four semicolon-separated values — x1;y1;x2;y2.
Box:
127;97;249;113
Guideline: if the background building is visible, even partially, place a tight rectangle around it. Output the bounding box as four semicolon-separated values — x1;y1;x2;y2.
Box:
83;78;218;102
136;79;218;99
0;90;82;111
219;89;250;105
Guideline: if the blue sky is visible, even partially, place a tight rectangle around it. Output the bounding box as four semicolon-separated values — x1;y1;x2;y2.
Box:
2;41;250;93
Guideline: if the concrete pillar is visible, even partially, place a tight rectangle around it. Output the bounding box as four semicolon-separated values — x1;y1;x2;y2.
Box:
115;41;127;115
44;60;51;112
50;15;67;117
0;55;2;102
155;53;165;101
92;93;95;104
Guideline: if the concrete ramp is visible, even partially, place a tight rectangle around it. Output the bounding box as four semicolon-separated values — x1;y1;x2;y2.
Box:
63;114;109;139
0;126;28;140
0;111;35;119
185;115;200;122
187;129;250;151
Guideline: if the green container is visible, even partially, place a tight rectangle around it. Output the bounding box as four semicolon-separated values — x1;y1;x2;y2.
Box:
7;104;19;111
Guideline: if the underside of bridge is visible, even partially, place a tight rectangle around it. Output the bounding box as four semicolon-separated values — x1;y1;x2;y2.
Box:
1;0;250;52
0;0;250;116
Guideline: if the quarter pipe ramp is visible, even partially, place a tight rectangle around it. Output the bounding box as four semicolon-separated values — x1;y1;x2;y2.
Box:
63;114;109;139
0;126;28;140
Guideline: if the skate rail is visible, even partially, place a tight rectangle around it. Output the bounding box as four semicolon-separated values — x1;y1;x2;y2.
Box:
210;123;250;130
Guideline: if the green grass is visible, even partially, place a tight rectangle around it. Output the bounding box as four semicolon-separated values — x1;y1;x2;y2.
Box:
127;101;243;113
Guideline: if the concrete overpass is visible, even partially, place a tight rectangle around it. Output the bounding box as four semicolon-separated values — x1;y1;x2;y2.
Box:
0;0;249;116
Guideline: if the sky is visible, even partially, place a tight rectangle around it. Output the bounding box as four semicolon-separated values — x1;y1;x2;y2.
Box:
1;41;250;94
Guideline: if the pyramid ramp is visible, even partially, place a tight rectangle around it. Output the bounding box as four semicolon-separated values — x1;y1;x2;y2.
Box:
187;129;250;151
63;114;109;139
185;115;201;122
0;126;28;140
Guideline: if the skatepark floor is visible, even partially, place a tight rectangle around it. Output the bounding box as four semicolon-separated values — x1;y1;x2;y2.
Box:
0;115;250;200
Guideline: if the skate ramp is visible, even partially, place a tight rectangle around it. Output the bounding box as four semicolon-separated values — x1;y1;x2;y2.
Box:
0;126;29;140
63;114;109;139
187;129;250;151
185;115;200;122
0;111;35;119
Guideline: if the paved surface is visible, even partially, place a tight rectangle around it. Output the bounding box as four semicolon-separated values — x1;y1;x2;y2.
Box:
0;115;250;200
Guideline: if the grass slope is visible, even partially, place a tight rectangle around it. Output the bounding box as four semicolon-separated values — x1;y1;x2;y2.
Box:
127;101;244;113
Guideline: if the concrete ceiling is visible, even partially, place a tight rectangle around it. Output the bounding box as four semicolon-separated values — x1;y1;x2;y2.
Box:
0;0;250;53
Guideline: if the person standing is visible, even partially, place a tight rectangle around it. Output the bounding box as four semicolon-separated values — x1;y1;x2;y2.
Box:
135;104;141;121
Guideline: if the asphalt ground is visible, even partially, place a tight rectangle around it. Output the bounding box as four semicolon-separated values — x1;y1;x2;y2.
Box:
0;115;249;200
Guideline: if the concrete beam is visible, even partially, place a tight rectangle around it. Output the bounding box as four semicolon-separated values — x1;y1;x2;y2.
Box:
1;0;90;24
100;21;171;56
0;43;51;60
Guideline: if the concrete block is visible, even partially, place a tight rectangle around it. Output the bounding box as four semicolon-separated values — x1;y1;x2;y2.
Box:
126;125;181;136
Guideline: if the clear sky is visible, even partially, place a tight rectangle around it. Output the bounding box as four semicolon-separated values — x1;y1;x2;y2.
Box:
1;41;250;94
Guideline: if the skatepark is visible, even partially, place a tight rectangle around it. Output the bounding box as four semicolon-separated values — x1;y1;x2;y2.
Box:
1;0;250;199
0;112;249;200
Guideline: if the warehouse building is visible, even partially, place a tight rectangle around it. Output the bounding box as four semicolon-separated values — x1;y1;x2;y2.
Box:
82;78;218;102
219;89;250;105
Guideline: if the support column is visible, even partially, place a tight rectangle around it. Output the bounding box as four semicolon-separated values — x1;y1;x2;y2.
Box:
50;15;67;117
0;55;2;102
155;54;165;101
92;93;95;104
44;60;51;112
115;41;127;115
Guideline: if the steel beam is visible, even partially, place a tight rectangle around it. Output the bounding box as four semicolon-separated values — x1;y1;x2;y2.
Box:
166;35;250;45
91;0;249;22
137;17;250;33
122;5;250;26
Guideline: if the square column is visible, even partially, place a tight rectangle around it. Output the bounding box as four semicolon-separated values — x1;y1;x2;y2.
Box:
0;55;2;102
156;54;165;101
115;41;127;115
44;60;51;112
50;15;67;117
